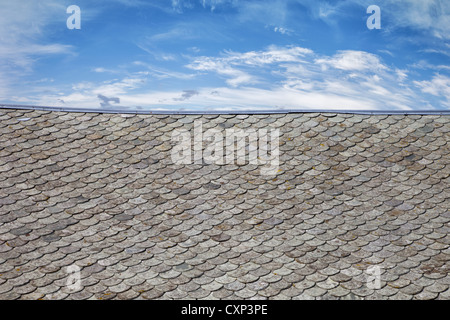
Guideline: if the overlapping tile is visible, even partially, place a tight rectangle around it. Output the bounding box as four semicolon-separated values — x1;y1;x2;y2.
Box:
0;109;448;300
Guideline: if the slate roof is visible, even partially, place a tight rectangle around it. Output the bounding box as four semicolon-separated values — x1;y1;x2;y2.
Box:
0;108;449;300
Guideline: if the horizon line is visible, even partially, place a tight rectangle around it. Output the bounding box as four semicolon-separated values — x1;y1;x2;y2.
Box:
1;104;450;116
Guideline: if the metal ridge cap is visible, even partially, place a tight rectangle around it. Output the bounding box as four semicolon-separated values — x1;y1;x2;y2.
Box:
1;104;450;115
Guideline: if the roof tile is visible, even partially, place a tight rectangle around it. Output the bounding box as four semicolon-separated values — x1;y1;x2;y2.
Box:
0;109;448;300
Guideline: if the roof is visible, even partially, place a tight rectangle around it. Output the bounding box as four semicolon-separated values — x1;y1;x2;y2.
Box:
0;108;449;300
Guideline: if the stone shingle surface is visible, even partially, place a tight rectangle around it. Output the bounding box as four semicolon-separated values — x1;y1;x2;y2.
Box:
0;109;448;300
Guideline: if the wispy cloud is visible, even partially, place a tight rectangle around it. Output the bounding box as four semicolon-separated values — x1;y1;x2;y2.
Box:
298;0;450;40
30;45;444;111
1;0;448;112
410;60;450;72
186;45;313;87
0;1;73;99
186;57;255;87
273;26;293;35
315;50;388;72
92;67;121;74
415;74;450;107
385;0;450;39
30;74;148;108
133;61;196;80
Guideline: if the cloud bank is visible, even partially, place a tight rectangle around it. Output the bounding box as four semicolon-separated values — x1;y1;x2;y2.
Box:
24;45;448;111
0;1;448;111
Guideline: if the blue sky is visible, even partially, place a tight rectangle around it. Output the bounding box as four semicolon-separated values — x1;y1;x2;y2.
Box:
0;0;449;111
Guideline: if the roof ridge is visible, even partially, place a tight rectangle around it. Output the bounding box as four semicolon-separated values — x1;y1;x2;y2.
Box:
2;104;450;115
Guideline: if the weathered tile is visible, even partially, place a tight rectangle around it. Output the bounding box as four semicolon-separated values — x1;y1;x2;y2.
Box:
0;110;448;300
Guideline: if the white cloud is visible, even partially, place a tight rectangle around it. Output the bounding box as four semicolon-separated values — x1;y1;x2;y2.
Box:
93;67;119;74
387;0;450;39
187;57;255;87
315;51;388;72
0;0;446;112
415;74;450;96
0;1;70;64
186;45;313;87
132;61;198;80
0;1;73;100
200;0;238;11
129;0;450;41
410;60;450;73
304;0;450;40
273;26;293;35
228;46;314;65
395;69;408;83
414;74;450;107
170;0;289;26
30;74;149;109
31;45;436;111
